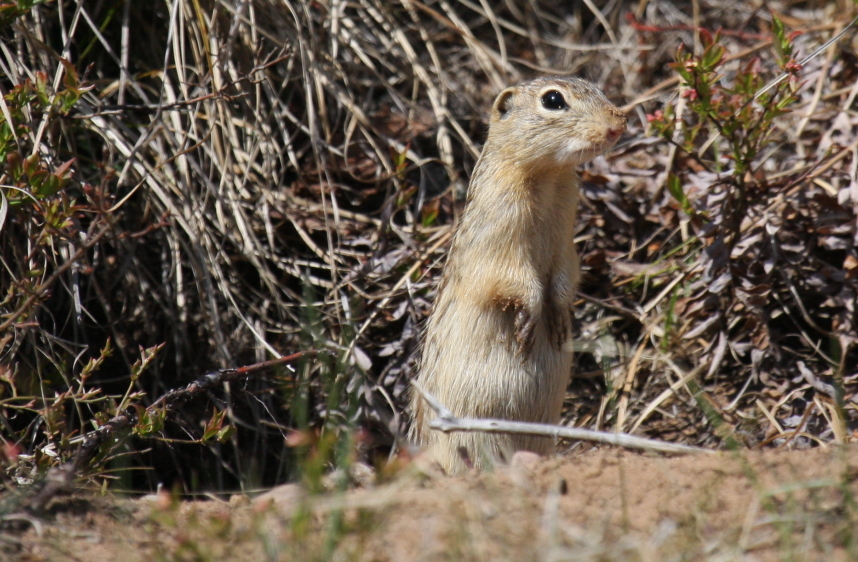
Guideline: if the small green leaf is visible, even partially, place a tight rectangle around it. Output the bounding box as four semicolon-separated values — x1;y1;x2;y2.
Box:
202;408;228;443
392;149;407;171
395;185;415;207
135;406;165;437
7;152;23;181
61;59;80;91
421;199;439;227
701;44;725;72
30;170;49;194
699;28;714;48
216;425;236;443
771;13;793;62
23;153;40;177
771;14;786;42
54;158;74;179
40;175;61;197
667;173;693;215
35;72;50;106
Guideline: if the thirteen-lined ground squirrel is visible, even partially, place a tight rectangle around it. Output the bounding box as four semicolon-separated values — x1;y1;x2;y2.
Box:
410;77;626;474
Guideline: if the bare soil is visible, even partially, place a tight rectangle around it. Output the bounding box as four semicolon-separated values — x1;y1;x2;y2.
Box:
12;445;858;561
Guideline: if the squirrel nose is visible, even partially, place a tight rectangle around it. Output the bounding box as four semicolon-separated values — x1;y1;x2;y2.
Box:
606;126;623;142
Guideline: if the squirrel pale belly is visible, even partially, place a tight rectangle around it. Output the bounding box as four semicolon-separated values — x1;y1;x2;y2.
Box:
409;77;626;474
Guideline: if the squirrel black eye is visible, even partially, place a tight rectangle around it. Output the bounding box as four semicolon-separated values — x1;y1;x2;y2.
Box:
541;90;567;110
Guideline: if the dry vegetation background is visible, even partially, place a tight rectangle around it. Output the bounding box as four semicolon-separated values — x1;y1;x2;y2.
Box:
0;0;857;523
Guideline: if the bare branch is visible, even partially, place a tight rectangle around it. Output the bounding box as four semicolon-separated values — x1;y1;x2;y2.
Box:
411;381;713;456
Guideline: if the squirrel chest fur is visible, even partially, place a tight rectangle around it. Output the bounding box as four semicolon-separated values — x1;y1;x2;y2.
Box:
410;77;626;474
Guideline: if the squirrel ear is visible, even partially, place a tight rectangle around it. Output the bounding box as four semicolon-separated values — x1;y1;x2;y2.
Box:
493;88;516;120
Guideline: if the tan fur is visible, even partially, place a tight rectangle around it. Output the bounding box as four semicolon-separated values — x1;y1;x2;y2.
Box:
409;77;626;474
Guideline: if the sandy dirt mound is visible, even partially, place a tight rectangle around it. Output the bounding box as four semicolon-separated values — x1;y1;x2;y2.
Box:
12;445;858;561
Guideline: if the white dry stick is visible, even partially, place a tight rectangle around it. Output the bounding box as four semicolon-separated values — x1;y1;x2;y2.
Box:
411;381;714;456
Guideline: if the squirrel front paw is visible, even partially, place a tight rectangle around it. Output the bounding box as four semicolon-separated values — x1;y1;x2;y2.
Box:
514;305;537;357
492;293;539;357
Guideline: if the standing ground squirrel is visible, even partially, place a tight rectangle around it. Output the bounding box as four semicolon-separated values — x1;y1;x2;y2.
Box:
410;77;626;474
